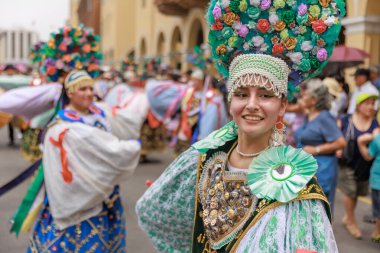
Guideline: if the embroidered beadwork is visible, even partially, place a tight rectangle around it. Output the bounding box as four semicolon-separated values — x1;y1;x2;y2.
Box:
198;152;258;249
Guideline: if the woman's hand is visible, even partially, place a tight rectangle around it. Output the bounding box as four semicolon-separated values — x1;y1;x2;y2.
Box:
303;145;316;155
357;133;373;144
336;149;343;158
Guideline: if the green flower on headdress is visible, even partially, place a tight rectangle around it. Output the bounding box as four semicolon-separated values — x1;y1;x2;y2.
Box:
247;146;318;202
247;7;261;19
282;10;295;24
274;0;285;9
222;27;234;38
286;0;296;6
310;57;321;69
309;5;321;18
229;0;240;13
298;58;311;72
296;14;308;25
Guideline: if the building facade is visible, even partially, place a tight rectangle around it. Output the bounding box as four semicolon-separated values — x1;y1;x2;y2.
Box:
100;0;137;66
0;30;39;65
69;0;380;72
78;0;101;35
344;0;380;65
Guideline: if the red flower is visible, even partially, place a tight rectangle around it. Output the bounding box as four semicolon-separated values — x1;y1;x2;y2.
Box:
257;19;270;33
312;20;327;34
212;20;224;31
272;43;284;54
46;66;57;75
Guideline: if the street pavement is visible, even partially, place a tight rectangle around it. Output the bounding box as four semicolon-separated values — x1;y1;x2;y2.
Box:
0;127;379;252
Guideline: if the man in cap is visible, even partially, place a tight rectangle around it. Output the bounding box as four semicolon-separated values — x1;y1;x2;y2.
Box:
348;68;379;114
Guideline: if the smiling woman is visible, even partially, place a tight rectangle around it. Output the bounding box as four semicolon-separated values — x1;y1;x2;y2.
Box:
136;0;346;252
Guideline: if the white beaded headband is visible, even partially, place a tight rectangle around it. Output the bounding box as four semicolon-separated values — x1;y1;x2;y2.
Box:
227;54;290;101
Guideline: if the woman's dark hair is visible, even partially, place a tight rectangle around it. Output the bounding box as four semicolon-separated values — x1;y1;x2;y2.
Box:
335;75;350;95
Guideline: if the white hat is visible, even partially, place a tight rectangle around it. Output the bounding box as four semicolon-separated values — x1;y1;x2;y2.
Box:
191;69;204;81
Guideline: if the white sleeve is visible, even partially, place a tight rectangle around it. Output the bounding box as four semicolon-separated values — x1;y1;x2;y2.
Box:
235;199;338;253
0;84;61;119
96;100;148;140
43;122;141;229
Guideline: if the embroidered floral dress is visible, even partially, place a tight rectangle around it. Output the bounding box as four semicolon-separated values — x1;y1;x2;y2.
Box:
26;104;142;252
136;121;339;253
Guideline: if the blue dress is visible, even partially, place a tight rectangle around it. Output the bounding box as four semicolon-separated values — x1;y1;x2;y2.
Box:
27;187;126;252
295;111;342;209
27;105;126;252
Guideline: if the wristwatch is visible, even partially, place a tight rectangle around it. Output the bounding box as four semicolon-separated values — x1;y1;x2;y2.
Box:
315;146;321;154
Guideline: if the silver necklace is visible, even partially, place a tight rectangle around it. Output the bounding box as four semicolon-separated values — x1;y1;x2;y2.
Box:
236;145;269;157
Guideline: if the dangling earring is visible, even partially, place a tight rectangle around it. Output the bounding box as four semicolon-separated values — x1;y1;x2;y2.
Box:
270;116;286;146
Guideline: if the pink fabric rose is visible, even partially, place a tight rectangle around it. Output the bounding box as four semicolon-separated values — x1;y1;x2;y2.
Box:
298;4;307;16
213;4;222;19
260;0;271;10
238;25;249;38
55;60;65;69
317;48;328;61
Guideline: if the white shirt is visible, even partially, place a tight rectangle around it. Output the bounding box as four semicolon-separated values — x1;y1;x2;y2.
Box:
348;81;379;114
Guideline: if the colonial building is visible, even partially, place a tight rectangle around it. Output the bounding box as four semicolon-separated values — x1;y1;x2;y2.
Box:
344;0;380;65
0;29;39;64
69;0;380;71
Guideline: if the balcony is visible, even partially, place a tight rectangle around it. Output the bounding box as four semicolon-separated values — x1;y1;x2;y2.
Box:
154;0;209;16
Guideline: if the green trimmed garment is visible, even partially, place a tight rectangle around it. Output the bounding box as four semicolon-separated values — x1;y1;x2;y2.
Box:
135;122;338;252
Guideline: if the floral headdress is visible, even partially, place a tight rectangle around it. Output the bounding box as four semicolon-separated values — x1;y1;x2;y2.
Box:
40;24;102;82
29;41;46;68
207;0;346;99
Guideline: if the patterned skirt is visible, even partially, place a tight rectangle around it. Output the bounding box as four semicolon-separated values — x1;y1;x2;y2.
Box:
27;187;126;253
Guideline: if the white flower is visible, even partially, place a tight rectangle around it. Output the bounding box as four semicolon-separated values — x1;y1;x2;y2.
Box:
260;44;269;53
232;21;242;30
221;0;231;8
324;16;336;27
250;0;261;7
269;13;279;25
252;36;264;47
287;52;303;64
301;41;313;51
248;21;257;29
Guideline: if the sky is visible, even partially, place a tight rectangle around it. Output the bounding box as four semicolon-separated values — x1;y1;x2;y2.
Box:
0;0;70;41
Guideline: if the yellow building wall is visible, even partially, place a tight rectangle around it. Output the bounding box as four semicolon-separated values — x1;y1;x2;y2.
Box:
101;0;136;66
342;0;380;90
69;0;80;27
134;0;208;71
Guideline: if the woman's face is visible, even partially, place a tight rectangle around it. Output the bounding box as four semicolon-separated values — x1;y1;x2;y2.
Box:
298;89;316;110
357;98;376;118
229;85;287;139
67;83;94;112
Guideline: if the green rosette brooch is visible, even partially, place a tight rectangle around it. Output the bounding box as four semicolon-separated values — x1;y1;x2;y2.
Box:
247;145;317;203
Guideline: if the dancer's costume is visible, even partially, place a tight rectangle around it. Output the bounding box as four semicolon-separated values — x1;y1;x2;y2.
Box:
25;100;143;252
174;77;229;156
136;0;345;252
2;26;143;252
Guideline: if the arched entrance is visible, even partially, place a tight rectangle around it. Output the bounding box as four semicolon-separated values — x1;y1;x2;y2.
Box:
188;18;204;50
156;32;165;57
140;38;147;60
170;26;182;69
